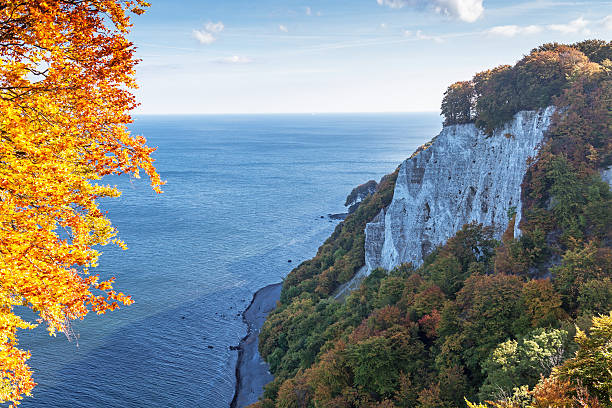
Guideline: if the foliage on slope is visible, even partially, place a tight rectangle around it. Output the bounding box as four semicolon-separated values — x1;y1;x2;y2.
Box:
253;41;611;408
279;169;398;304
259;168;398;380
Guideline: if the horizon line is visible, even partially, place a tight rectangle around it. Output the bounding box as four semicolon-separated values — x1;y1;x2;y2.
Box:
133;110;441;116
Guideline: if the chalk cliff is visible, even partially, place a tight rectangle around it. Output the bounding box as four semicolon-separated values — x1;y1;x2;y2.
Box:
364;107;556;273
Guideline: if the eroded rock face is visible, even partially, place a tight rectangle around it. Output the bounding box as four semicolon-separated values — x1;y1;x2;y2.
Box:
365;107;555;272
345;180;378;213
365;209;386;272
601;166;612;186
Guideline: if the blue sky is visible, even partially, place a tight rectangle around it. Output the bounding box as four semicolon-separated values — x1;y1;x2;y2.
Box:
130;0;612;114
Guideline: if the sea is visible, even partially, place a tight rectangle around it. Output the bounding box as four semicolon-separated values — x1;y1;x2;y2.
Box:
19;113;441;407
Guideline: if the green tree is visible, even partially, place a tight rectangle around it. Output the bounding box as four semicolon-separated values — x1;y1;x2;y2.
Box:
441;81;475;126
578;278;612;316
556;312;612;404
345;326;426;399
451;274;526;380
422;223;497;297
552;242;610;314
479;328;568;400
472;65;517;134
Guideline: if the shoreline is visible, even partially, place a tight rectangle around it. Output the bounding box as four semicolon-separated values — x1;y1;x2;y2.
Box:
231;282;283;408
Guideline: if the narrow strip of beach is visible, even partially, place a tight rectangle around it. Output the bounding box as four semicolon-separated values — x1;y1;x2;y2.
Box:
231;282;282;408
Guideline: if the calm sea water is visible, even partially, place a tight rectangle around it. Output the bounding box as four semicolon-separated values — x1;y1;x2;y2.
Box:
19;113;440;407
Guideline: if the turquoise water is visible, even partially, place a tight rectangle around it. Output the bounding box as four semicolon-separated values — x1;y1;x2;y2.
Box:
19;113;440;407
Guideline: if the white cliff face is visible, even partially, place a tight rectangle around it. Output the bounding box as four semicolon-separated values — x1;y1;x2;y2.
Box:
365;107;555;272
601;166;612;186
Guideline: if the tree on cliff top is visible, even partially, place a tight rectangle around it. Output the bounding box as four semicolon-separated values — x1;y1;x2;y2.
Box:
0;1;160;405
441;40;610;133
441;80;474;126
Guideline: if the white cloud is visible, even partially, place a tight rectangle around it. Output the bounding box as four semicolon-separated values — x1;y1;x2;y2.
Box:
435;0;483;23
211;56;253;64
416;29;444;42
376;0;484;23
488;24;543;37
279;24;289;32
548;16;590;34
602;15;612;30
377;0;407;8
487;16;612;38
404;29;443;42
193;30;216;45
518;25;542;35
205;21;225;33
193;21;225;45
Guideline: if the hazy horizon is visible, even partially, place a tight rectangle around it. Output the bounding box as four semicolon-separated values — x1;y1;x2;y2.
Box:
133;110;441;115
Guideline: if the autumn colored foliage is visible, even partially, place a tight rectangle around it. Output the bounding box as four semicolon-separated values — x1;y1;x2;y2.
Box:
254;41;611;408
0;1;160;405
441;81;474;126
441;40;609;135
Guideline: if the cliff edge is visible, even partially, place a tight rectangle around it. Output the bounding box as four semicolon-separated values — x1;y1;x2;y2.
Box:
365;107;555;273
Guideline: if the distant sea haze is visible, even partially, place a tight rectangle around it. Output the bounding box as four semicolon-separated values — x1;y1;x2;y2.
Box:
19;113;440;407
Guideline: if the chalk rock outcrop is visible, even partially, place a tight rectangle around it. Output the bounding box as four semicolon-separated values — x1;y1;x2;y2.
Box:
365;107;555;272
601;166;612;187
345;180;378;213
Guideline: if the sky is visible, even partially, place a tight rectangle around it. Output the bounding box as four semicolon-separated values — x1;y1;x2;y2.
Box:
129;0;612;114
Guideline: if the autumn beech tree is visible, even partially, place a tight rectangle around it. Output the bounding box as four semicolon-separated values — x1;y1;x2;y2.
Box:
440;80;474;126
0;1;161;404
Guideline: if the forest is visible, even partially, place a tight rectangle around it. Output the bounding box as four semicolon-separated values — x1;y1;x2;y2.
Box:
253;40;612;408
